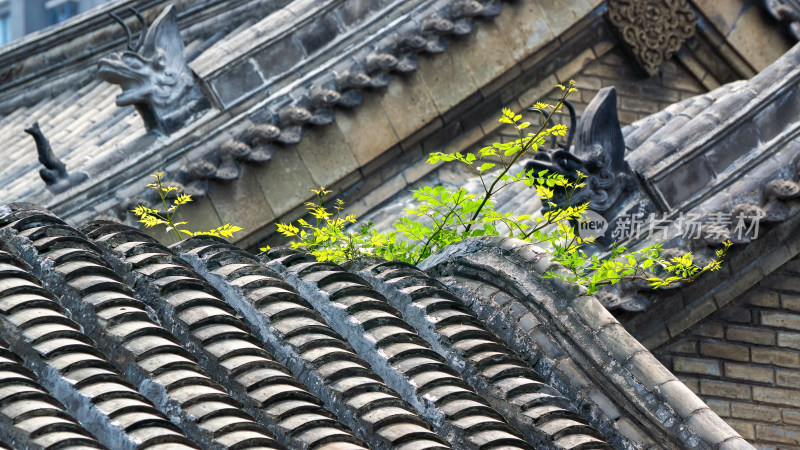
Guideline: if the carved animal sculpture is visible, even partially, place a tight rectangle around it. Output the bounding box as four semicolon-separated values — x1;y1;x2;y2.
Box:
525;86;636;213
24;122;88;193
24;122;68;185
98;5;208;134
766;0;800;40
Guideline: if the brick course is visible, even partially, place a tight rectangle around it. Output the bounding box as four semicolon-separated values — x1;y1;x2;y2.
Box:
478;45;708;155
724;363;774;384
726;325;776;345
567;47;706;126
654;253;800;448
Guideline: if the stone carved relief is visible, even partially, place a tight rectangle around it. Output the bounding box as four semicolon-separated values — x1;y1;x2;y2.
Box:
598;172;800;312
606;0;697;77
98;5;209;134
170;0;505;199
96;0;510;220
766;0;800;40
525;87;637;215
24;122;88;193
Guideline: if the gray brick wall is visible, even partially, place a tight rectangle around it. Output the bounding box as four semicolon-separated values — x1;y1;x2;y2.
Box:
566;47;707;126
654;257;800;448
474;44;710;155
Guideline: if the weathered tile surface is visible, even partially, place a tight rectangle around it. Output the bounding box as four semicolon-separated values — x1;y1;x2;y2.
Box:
0;202;752;449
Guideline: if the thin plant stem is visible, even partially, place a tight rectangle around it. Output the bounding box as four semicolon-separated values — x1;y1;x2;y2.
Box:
155;174;184;241
464;89;570;235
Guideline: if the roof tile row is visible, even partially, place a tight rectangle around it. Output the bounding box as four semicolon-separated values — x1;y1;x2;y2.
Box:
0;202;747;449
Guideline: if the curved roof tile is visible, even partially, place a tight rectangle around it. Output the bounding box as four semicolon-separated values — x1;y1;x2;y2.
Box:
0;202;745;449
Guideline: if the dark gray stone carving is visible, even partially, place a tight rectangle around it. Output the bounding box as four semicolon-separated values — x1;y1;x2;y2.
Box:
606;0;697;77
766;0;800;40
215;141;246;181
278;106;312;144
366;53;398;73
98;6;210;134
766;178;800;199
183;159;216;197
604;170;800;311
452;0;485;18
525;87;637;218
246;125;279;161
400;33;428;51
310;88;341;108
132;0;517;203
24;121;88;193
179;130;281;199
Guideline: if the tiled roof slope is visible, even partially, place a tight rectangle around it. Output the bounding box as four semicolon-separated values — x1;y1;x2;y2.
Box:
364;40;800;317
0;0;291;203
624;40;800;211
0;340;106;449
588;41;800;322
417;238;751;450
0;203;749;449
0;0;606;245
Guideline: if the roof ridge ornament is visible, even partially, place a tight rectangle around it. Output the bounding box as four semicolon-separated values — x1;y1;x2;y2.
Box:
24;121;88;193
765;0;800;40
606;0;697;77
525;87;638;245
108;7;147;52
98;4;210;135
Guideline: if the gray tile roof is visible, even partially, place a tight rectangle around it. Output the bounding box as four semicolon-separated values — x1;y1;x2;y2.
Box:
0;202;747;449
0;79;142;202
597;42;800;314
0;0;533;226
361;41;800;318
0;0;290;207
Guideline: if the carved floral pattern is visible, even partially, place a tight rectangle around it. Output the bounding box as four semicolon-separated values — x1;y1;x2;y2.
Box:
607;0;697;77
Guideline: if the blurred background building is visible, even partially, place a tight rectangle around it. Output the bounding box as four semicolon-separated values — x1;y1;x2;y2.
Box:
0;0;113;45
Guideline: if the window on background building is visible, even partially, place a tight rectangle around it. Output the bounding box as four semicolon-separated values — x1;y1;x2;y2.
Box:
0;13;9;45
45;0;80;26
0;0;9;46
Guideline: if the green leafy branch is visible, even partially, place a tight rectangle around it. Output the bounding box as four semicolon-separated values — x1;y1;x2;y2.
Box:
549;241;732;293
253;80;731;294
131;172;243;240
269;187;395;261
